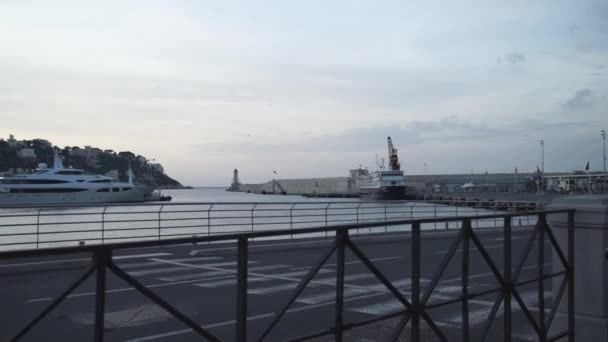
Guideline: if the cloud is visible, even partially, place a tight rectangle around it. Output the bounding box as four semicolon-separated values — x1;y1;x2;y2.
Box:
563;88;594;110
194;116;598;156
498;52;526;64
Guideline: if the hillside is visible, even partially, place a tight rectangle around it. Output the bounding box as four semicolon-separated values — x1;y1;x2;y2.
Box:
0;136;183;188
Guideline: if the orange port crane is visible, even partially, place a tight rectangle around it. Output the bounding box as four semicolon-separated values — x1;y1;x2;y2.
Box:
387;136;401;171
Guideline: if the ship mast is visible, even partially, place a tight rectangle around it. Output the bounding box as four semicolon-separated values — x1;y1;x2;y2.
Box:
387;136;401;171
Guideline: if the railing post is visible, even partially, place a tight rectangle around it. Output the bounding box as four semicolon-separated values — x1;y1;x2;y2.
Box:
504;216;512;342
207;204;214;242
356;203;362;235
567;210;575;342
157;205;164;241
434;205;437;230
236;237;248;342
384;206;388;232
335;230;347;342
538;214;547;340
290;204;295;240
94;249;110;342
411;221;421;342
325;204;330;237
251;204;257;233
36;209;41;248
462;218;470;341
101;206;107;244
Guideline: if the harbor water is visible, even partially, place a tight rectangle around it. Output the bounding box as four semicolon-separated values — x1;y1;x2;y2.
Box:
0;188;537;251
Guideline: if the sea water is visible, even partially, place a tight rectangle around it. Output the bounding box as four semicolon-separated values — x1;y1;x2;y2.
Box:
0;188;535;251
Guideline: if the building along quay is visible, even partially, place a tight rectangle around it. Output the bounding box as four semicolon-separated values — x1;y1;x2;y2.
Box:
231;170;608;199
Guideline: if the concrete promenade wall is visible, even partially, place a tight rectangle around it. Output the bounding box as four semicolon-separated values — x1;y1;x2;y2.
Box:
239;177;356;195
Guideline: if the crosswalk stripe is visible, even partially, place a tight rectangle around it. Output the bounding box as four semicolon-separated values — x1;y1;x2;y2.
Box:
119;257;223;269
194;277;268;288
248;283;302;295
128;261;256;276
296;288;369;304
349;299;404;316
157;271;231;282
157;264;292;282
247;273;374;295
193;269;333;288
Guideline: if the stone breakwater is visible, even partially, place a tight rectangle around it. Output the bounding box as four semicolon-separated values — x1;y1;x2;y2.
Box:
237;177;357;196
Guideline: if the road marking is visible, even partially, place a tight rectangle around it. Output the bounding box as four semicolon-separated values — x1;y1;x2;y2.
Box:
189;239;333;255
114;253;174;260
122;269;547;342
434;244;503;254
148;258;373;292
194;277;268;288
439;263;552;283
119;257;222;269
435;290;551;327
157;265;291;282
122;288;412;342
289;256;402;271
27;275;244;303
297;288;369;304
494;237;525;241
296;278;430;305
350;299;405;316
194;269;334;288
0;253;173;268
128;261;256;276
247;283;303;295
245;271;375;295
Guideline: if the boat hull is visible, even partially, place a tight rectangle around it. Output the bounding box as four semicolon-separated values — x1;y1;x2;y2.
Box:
359;185;416;200
0;186;152;206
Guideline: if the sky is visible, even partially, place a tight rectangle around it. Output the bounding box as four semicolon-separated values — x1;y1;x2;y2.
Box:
1;0;607;186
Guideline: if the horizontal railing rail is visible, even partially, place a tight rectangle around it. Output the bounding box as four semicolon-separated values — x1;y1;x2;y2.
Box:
0;208;574;342
0;200;542;250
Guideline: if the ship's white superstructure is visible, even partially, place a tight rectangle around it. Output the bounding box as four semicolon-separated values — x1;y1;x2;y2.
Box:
0;151;152;205
353;137;416;200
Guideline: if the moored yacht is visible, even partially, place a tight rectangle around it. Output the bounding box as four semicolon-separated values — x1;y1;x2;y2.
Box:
0;151;152;206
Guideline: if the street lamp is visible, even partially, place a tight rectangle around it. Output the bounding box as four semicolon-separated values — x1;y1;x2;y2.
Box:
424;163;428;193
602;130;606;192
540;139;544;173
539;139;544;194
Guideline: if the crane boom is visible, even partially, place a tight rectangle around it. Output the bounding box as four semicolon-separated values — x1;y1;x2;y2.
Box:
387;136;401;171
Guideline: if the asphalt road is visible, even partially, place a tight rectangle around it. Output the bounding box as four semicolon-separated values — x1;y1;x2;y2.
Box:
0;228;563;342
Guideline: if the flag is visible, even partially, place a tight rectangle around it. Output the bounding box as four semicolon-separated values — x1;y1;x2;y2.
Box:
585;161;590;171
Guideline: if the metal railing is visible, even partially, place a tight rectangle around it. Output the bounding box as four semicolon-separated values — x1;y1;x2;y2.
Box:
0;208;574;342
0;200;541;250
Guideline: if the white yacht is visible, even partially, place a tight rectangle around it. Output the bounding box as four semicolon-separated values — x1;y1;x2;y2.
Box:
0;152;152;206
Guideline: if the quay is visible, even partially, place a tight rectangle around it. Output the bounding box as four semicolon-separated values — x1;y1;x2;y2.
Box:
0;223;553;341
230;169;608;199
4;196;608;341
